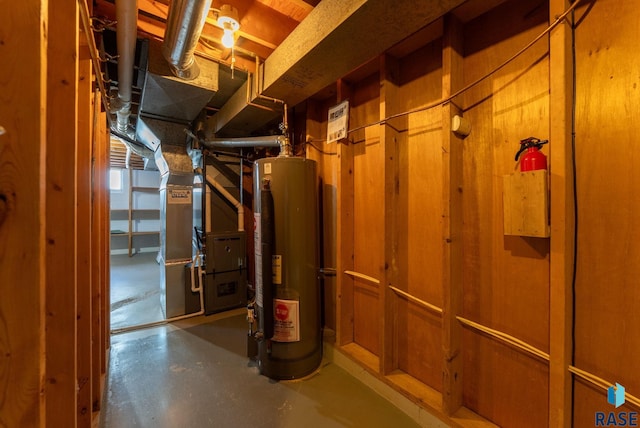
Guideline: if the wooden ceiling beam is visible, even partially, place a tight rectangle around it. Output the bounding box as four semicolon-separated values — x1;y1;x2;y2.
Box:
256;0;314;21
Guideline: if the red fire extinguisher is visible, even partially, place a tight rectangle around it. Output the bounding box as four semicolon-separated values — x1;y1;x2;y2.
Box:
515;137;548;171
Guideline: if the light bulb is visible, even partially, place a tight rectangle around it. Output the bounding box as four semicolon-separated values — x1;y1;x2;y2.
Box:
221;28;235;48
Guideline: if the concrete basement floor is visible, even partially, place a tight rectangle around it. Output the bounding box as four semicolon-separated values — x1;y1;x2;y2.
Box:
103;254;422;428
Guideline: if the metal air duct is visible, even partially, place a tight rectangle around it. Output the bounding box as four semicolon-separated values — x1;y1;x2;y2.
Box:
162;0;213;80
115;0;138;133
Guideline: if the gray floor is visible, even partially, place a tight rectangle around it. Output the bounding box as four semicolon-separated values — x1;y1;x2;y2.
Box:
104;254;420;428
110;252;164;330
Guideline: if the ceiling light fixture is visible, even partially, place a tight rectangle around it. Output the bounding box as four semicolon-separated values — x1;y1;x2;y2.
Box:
217;4;240;49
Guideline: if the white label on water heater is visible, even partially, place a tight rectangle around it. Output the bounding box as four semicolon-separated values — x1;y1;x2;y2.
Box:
264;162;272;175
272;255;282;285
254;213;263;307
273;299;300;342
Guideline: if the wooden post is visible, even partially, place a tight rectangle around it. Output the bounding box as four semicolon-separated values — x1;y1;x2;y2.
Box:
380;54;401;375
549;0;575;426
441;13;464;416
335;80;355;346
91;108;107;411
77;42;94;425
45;1;79;426
101;118;111;376
0;2;48;426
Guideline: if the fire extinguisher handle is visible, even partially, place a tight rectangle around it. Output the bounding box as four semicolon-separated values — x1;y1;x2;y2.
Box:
515;144;527;161
515;137;548;161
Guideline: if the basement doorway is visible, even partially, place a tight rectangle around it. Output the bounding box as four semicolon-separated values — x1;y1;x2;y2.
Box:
109;166;164;331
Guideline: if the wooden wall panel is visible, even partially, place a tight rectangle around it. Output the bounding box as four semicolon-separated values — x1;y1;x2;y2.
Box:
462;330;549;428
352;72;382;355
0;2;48;426
573;0;640;411
353;125;382;355
398;43;445;310
461;0;551;424
396;302;443;390
462;0;550;350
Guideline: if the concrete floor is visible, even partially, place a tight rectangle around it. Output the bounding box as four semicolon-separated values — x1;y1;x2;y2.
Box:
110;252;164;330
104;254;422;428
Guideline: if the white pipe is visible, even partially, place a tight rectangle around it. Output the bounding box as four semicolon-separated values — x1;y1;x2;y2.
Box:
111;251;205;335
206;173;244;232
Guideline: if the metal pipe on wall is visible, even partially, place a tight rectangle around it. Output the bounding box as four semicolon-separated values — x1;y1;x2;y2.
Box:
202;133;291;156
203;135;283;149
162;0;213;80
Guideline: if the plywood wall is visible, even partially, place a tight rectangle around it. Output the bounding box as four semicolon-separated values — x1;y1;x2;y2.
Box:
461;1;551;426
300;0;640;426
573;0;640;424
352;72;383;356
396;41;445;392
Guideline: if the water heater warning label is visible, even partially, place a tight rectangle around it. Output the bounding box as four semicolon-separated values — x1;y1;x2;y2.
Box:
273;299;300;342
272;255;282;284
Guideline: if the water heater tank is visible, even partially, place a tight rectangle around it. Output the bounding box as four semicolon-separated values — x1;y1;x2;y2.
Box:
253;156;322;379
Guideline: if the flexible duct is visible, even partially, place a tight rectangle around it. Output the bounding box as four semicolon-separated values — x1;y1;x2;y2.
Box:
115;0;138;133
162;0;213;80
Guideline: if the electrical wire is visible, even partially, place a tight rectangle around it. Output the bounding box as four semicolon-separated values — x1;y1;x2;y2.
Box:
305;140;337;155
346;0;584;136
570;6;579;421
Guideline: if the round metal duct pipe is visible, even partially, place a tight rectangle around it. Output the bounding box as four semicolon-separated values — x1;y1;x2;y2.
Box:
115;0;138;132
162;0;213;80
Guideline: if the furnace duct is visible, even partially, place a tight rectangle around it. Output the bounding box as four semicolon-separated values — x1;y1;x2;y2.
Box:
162;0;213;80
114;0;138;134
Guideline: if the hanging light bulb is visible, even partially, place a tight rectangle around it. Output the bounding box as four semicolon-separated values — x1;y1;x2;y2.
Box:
221;26;235;49
217;5;240;49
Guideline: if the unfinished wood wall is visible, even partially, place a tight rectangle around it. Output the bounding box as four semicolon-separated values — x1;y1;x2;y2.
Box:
573;0;640;425
461;1;551;426
0;1;110;426
396;40;444;392
304;0;640;426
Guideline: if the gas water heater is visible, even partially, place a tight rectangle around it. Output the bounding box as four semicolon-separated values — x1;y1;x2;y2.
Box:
252;156;322;380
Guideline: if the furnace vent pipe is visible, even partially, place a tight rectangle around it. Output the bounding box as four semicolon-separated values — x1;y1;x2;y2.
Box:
201;134;291;156
115;0;138;133
205;173;244;232
162;0;213;80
